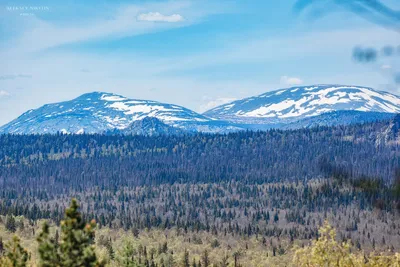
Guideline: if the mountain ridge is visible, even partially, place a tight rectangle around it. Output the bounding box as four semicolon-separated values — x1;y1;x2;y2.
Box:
203;84;400;124
1;85;400;134
0;91;223;134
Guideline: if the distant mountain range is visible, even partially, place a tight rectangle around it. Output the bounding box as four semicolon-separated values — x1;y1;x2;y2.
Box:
204;85;400;124
1;85;400;135
0;92;242;134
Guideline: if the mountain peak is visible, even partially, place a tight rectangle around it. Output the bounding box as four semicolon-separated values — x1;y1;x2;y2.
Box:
203;84;400;124
75;91;127;101
0;92;212;134
1;85;399;135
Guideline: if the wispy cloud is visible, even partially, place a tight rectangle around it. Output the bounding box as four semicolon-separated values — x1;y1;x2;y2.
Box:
200;96;237;112
0;74;32;80
137;12;184;22
381;64;392;70
280;75;303;85
0;90;11;98
2;1;220;55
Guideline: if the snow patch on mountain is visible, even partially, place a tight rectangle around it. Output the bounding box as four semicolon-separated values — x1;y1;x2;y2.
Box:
0;92;220;134
203;85;400;124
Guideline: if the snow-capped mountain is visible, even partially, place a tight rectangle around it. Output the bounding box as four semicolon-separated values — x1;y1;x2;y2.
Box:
281;110;396;130
0;92;234;134
203;85;400;124
2;85;400;135
118;117;185;136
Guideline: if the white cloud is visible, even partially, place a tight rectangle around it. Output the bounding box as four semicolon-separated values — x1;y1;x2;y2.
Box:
2;2;205;55
280;76;303;85
0;90;11;98
200;96;237;112
137;12;184;22
381;64;392;70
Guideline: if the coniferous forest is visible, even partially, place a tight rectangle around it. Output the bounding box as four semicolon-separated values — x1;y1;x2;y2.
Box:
0;116;399;266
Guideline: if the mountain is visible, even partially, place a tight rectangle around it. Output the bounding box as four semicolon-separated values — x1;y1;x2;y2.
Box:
0;92;240;134
116;117;185;136
203;85;400;125
2;85;400;135
281;110;396;130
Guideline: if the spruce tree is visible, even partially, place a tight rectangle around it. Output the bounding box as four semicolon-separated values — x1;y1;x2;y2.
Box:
181;249;190;267
59;199;100;266
5;216;16;233
37;198;104;267
37;222;60;267
0;237;4;255
201;249;209;267
0;235;29;267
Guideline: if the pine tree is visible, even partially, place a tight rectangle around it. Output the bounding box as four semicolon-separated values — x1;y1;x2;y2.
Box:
37;198;104;267
0;235;29;267
54;230;59;249
5;216;17;233
166;253;175;267
0;237;4;254
201;249;209;267
219;255;229;267
37;222;60;267
105;238;114;260
232;250;242;267
59;199;101;267
181;249;190;267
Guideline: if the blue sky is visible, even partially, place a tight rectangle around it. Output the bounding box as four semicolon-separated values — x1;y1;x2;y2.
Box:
0;0;399;125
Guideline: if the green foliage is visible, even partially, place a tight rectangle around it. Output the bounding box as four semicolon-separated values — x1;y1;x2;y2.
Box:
36;198;104;267
293;221;400;267
201;249;209;267
59;199;99;266
104;238;114;260
5;216;16;233
210;239;219;248
181;249;190;267
0;237;4;254
115;238;143;267
37;222;60;267
0;235;29;267
219;254;229;267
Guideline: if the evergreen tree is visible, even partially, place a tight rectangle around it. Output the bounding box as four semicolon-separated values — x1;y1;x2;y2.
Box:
181;249;190;267
37;222;60;267
59;199;100;267
105;238;114;260
201;249;209;267
5;216;16;233
219;255;229;267
0;235;29;267
0;237;4;255
37;199;104;267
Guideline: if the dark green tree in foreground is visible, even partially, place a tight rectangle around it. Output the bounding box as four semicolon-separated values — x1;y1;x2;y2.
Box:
1;199;104;267
0;236;29;267
37;198;103;267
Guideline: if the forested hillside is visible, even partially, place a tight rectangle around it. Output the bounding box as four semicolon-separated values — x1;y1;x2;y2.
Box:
0;115;399;193
0;116;399;261
1;200;398;267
